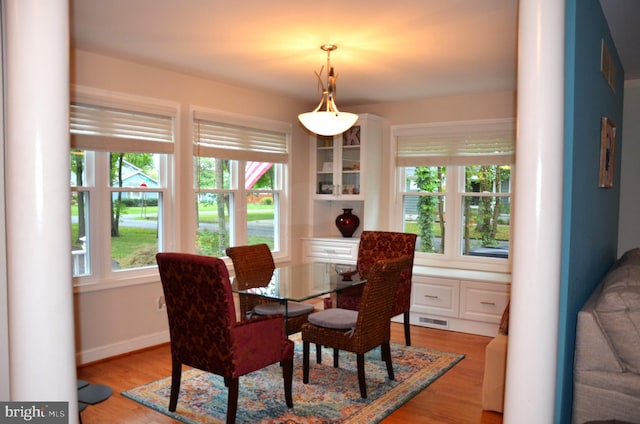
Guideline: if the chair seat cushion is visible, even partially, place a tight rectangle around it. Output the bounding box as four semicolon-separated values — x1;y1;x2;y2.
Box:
308;308;358;329
254;301;314;317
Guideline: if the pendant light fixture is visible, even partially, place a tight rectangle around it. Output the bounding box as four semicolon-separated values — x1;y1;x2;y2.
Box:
298;44;358;136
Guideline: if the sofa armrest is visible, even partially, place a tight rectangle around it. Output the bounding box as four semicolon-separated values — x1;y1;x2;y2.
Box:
482;334;508;412
574;286;624;373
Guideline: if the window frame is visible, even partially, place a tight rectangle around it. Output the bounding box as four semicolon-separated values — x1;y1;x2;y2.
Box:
192;107;291;260
392;119;515;273
70;85;179;291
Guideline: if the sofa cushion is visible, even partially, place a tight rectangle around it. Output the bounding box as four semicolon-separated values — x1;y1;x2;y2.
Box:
595;260;640;373
616;247;640;267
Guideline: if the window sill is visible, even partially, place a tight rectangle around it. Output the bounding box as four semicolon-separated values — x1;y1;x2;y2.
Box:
73;271;160;294
414;252;511;274
413;264;511;284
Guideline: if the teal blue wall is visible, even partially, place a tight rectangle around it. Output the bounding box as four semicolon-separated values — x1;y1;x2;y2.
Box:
557;0;624;422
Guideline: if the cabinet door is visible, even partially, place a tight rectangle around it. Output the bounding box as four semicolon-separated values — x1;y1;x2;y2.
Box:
302;239;358;263
459;280;509;323
339;126;361;196
315;135;336;196
411;276;459;317
312;125;363;199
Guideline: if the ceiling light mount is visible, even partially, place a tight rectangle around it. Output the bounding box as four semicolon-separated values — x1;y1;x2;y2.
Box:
320;43;337;53
298;44;358;137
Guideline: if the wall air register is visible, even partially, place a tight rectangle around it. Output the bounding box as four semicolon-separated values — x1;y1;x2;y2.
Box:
419;317;449;328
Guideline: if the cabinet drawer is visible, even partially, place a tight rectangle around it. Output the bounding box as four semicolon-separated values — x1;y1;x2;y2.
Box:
460;280;509;323
412;276;459;318
303;241;357;262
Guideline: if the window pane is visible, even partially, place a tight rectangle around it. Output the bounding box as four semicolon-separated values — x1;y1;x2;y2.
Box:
405;166;446;192
245;161;274;190
110;191;162;270
196;192;232;256
464;165;511;193
72;191;90;277
462;164;511;259
109;153;162;188
461;195;510;258
404;194;445;254
196;157;231;190
402;166;446;255
246;191;276;249
70;150;87;187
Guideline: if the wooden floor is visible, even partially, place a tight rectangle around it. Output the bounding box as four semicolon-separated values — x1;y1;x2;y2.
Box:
77;323;504;423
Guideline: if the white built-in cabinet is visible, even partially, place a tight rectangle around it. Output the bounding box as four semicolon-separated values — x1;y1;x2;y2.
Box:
308;114;383;238
407;272;510;337
312;114;381;201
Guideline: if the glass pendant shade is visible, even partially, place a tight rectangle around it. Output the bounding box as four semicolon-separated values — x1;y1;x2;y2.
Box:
298;44;357;137
298;111;358;136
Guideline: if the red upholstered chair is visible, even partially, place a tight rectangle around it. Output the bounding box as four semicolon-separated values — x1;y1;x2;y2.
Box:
336;231;417;345
156;252;294;424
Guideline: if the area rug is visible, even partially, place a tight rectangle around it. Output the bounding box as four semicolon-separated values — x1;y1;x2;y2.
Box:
122;339;464;424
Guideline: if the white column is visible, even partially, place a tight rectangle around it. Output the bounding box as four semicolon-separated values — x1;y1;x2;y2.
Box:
504;0;565;423
5;0;77;420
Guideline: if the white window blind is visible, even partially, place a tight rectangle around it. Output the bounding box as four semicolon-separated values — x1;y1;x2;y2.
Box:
70;103;174;154
193;112;289;163
395;118;515;166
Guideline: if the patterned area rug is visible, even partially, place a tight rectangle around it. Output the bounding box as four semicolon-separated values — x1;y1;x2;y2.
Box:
122;339;464;424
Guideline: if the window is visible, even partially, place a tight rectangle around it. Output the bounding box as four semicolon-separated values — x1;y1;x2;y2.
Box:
193;109;290;257
70;88;176;284
394;119;515;271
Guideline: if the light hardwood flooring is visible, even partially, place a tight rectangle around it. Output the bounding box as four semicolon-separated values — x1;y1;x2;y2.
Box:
77;323;504;423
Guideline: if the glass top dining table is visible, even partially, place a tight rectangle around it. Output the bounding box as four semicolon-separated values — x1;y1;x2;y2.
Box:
230;261;366;303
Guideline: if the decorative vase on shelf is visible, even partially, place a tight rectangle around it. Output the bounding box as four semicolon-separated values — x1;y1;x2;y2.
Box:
335;208;360;238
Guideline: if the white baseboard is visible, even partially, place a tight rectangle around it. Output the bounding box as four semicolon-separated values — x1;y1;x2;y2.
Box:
76;330;170;365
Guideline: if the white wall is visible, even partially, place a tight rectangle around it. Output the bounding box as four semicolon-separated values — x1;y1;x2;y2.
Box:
72;50;312;363
618;79;640;254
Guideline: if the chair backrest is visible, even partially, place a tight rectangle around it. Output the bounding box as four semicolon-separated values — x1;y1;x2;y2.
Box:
226;243;275;289
156;252;236;373
353;256;413;347
357;231;417;314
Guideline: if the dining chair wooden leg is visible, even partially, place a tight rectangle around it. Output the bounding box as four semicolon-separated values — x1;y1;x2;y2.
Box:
333;348;339;368
282;357;294;408
226;378;239;424
316;344;322;364
356;353;367;398
404;311;411;346
382;342;395;380
303;341;311;384
169;359;182;411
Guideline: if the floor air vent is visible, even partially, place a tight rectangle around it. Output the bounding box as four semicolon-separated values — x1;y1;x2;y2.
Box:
419;317;448;327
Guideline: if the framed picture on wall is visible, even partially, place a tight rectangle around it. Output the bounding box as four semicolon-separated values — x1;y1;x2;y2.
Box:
599;116;616;189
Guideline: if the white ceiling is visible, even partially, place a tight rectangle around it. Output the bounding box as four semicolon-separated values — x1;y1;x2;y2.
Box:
71;0;639;107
